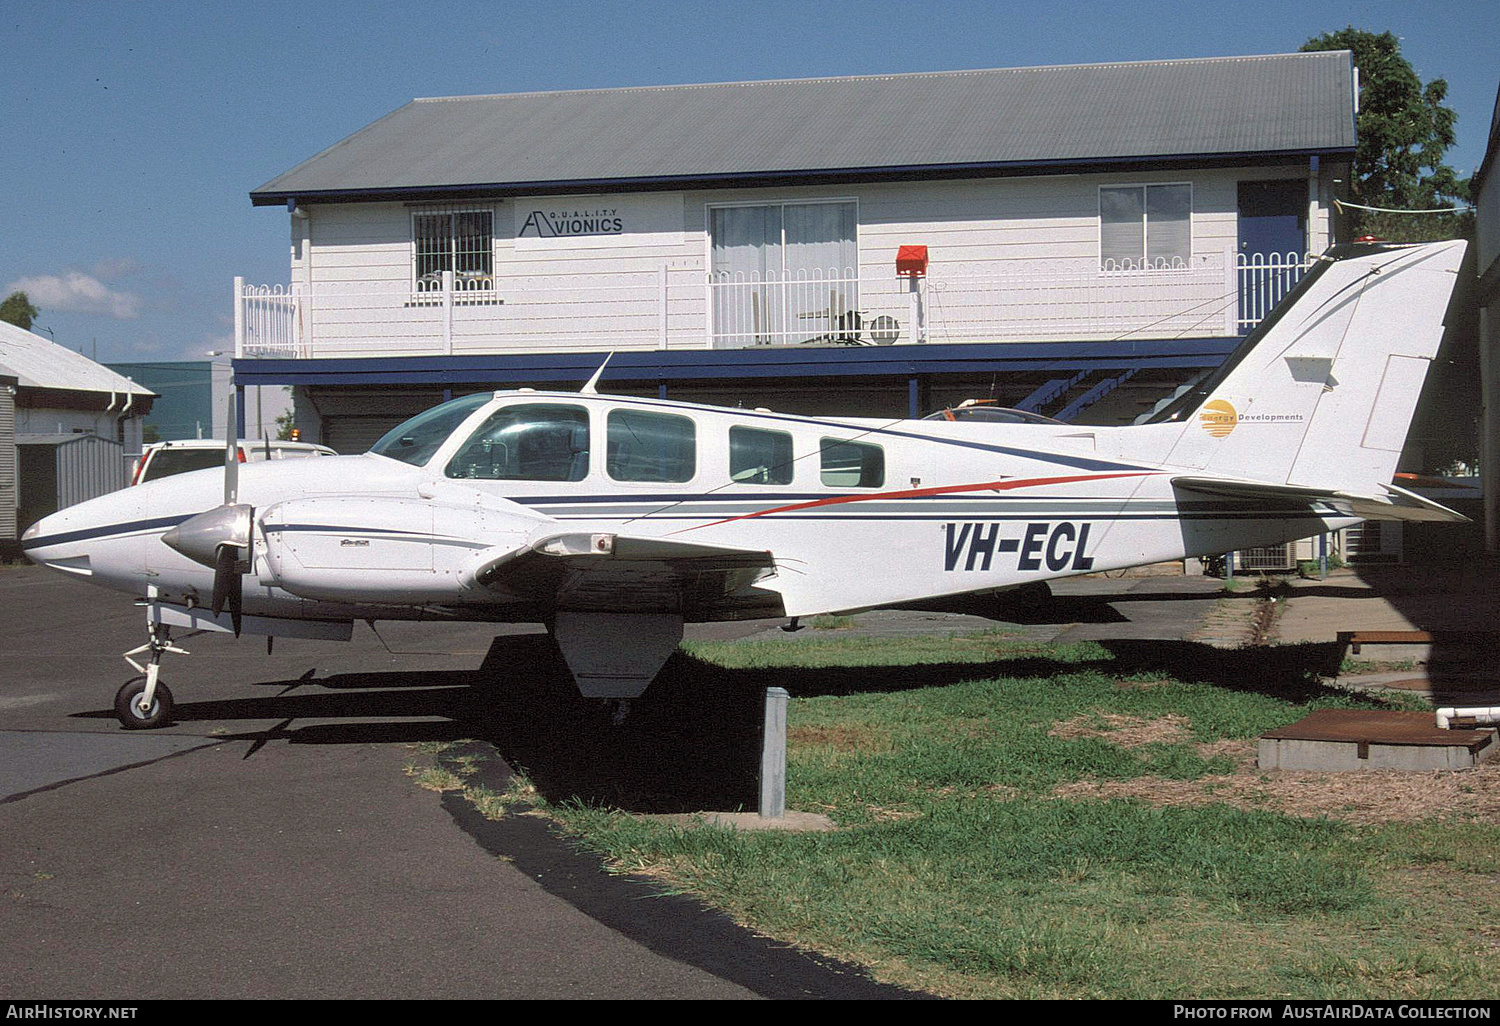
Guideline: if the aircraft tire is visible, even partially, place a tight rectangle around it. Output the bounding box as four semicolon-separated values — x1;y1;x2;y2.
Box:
114;676;173;730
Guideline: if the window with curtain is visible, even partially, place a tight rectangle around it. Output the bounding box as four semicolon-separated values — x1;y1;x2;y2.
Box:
1099;184;1191;270
709;201;857;345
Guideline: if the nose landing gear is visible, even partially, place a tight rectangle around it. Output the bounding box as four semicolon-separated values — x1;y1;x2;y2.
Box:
117;622;188;729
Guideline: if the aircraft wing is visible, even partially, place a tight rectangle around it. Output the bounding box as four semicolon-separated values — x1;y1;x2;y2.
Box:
1171;476;1469;523
464;532;782;618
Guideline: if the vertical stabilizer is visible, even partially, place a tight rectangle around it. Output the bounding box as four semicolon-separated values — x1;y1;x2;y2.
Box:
1154;240;1465;493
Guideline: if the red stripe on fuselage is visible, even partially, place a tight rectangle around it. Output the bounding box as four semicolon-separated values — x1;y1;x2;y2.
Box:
674;471;1160;533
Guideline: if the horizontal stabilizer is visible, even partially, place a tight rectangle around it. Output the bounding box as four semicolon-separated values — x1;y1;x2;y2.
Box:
1172;476;1469;523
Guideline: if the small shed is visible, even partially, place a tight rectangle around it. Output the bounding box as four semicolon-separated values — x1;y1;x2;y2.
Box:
16;433;126;532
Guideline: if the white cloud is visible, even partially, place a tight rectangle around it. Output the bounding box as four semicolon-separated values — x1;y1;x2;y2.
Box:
6;271;143;319
91;257;143;281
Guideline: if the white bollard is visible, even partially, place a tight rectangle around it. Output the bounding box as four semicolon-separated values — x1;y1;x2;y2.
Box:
760;687;789;819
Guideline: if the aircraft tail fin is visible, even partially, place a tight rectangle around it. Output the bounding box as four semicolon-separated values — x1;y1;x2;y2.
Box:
1150;240;1466;495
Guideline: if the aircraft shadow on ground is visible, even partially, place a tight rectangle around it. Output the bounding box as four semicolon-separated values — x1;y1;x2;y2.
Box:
68;631;1372;814
466;633;1371;813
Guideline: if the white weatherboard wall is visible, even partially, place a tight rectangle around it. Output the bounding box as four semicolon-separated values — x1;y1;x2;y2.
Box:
283;164;1333;358
15;406;145;454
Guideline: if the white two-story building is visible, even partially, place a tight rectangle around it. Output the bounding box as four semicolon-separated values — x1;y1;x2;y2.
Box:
237;51;1355;453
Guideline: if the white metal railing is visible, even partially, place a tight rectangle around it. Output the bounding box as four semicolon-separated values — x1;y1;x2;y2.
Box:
1236;252;1313;333
235;250;1315;359
921;253;1238;344
236;280;303;358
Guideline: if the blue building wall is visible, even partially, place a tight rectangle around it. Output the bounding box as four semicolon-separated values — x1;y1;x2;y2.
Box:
105;361;213;441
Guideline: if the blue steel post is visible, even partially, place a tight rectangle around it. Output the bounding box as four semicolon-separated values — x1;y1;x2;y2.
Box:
235;385;246;440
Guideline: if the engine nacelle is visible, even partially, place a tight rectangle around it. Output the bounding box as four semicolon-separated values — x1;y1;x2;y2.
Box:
258;496;542;604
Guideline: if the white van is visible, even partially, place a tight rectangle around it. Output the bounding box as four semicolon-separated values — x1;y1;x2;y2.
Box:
131;438;336;485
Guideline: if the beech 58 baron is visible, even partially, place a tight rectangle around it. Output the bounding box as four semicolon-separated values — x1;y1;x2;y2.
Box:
24;240;1469;728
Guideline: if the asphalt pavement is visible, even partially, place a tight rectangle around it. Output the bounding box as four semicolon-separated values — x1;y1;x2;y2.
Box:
0;563;1299;1000
0;565;922;1000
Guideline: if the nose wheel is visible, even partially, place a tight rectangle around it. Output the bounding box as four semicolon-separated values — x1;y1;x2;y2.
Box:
114;676;174;730
118;621;188;730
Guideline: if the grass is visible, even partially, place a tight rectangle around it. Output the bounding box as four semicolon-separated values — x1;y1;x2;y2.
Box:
808;613;857;630
1339;657;1419;675
420;632;1500;1000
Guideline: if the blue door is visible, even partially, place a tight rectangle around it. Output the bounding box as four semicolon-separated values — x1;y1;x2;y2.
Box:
1237;180;1307;332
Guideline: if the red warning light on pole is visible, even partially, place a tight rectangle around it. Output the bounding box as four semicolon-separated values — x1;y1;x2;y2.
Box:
896;245;928;278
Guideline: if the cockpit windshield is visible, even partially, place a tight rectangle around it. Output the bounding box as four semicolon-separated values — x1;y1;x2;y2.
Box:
368;393;493;466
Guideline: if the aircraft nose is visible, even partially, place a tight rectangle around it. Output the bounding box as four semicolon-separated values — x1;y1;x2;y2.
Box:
22;507;67;552
21;507;89;570
21;487;151;578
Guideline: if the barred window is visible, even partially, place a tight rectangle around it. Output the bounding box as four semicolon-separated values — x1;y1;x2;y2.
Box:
413;208;494;293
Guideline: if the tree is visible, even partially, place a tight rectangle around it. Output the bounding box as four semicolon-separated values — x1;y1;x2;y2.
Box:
0;291;39;331
1301;28;1471;241
275;386;296;441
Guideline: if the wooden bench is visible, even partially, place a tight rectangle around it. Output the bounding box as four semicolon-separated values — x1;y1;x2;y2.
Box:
1337;630;1495;654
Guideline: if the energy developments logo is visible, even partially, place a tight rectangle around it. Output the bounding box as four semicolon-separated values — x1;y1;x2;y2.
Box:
1199;399;1238;438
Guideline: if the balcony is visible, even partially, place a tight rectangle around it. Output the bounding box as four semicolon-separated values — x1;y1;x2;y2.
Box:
234;251;1311;360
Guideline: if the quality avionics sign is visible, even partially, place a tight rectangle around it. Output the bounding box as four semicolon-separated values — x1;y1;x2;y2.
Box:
518;206;624;239
513;193;683;250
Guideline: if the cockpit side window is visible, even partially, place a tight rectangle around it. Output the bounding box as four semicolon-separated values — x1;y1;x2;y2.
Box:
445;403;590;481
369;393;492;467
607;409;695;483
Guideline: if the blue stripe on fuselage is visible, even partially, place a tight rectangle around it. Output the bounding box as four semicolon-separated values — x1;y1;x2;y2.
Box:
22;514;194;551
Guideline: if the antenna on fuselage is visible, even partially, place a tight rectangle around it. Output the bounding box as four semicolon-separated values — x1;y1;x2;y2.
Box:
580;353;612;395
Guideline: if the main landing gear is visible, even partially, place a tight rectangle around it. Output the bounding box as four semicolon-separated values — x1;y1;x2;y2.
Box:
116;621;188;729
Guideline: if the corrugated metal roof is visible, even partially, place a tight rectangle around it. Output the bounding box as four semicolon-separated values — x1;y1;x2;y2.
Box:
0;322;156;397
253;52;1355;203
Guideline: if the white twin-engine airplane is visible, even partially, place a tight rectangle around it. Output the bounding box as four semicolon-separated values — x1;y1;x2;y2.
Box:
23;240;1469;728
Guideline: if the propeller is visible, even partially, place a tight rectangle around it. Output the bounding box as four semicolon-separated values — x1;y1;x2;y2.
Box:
161;391;254;636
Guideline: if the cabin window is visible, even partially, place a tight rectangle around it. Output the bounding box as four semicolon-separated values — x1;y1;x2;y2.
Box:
370;393;492;467
819;438;884;488
445;403;589;481
1099;184;1191;269
412;207;495;294
729;426;794;485
607;409;695;483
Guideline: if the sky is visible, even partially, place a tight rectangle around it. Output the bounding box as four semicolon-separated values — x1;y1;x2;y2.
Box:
3;0;1496;365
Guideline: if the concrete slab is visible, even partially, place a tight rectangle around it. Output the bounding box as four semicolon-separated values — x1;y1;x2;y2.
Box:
1258;709;1498;772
